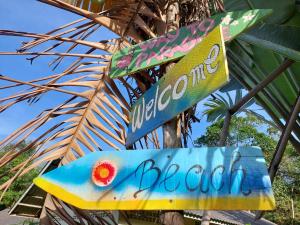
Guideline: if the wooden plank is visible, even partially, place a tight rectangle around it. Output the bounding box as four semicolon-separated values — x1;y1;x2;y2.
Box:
126;26;229;146
109;9;272;78
34;147;275;210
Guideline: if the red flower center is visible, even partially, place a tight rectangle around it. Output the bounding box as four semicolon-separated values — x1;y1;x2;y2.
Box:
92;161;116;186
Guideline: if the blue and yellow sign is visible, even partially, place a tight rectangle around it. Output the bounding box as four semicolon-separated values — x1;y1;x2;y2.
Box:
34;147;275;210
126;26;229;146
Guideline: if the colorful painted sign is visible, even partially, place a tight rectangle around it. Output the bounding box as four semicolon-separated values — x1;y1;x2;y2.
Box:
126;26;228;146
109;9;272;78
34;147;275;210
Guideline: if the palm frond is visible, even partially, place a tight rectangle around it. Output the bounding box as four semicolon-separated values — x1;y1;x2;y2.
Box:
203;90;257;122
0;0;170;199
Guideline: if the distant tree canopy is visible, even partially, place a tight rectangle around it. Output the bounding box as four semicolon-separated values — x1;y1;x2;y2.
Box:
194;115;300;224
0;142;39;208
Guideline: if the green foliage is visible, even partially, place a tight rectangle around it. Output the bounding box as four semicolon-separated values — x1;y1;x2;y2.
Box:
195;115;277;160
194;115;300;224
204;90;255;123
264;176;299;224
239;24;300;62
224;0;300;145
0;142;39;208
224;0;296;24
203;90;279;130
194;119;224;146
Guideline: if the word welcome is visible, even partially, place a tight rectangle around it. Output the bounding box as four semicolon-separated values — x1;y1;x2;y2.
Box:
126;26;228;146
132;44;220;133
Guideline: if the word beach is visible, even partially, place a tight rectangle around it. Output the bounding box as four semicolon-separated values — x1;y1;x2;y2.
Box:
34;147;275;210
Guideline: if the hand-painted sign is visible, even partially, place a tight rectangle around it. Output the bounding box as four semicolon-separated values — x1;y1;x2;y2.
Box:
109;9;272;78
126;26;228;146
34;147;275;210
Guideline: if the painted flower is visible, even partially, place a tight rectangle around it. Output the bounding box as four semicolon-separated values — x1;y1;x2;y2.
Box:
221;15;232;25
243;14;255;23
116;54;132;69
231;20;239;26
92;160;117;187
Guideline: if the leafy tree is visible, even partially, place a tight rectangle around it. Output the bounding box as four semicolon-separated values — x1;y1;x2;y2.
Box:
0;142;39;208
195;115;277;157
194;115;300;224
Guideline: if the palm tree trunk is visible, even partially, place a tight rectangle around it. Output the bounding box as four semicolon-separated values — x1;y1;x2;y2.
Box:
159;1;185;225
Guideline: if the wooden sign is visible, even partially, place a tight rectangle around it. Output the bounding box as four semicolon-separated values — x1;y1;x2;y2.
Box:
109;9;272;78
34;147;275;210
126;26;229;146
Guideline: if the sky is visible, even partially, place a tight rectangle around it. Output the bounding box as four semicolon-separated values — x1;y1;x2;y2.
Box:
0;0;267;150
0;1;117;141
0;0;212;149
0;1;81;139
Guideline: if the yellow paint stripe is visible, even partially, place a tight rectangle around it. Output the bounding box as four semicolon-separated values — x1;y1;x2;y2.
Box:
34;177;275;210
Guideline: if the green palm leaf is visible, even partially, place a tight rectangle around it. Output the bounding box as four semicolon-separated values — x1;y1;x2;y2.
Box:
239;24;300;61
225;0;300;145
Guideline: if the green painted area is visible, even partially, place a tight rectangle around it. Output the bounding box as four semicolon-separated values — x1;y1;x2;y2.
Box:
109;9;272;78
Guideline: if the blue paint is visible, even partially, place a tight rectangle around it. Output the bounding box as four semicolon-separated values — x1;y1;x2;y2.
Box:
40;147;273;200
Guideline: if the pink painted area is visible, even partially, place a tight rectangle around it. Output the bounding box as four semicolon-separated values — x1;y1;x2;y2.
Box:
115;18;217;69
222;25;231;41
139;29;181;51
134;18;216;68
117;54;133;69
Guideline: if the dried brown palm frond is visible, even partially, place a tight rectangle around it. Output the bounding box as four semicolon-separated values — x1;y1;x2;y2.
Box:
0;0;167;197
0;0;219;223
